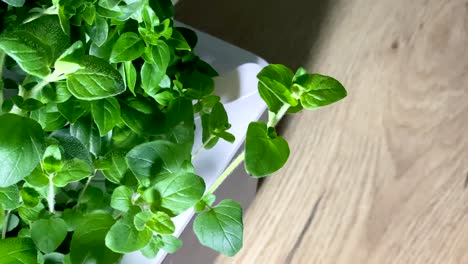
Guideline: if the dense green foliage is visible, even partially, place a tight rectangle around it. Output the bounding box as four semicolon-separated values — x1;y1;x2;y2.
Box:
0;0;346;263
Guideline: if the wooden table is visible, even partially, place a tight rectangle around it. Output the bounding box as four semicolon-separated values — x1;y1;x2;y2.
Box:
177;0;468;263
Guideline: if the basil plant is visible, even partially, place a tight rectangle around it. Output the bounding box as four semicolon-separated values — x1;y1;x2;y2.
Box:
0;0;347;263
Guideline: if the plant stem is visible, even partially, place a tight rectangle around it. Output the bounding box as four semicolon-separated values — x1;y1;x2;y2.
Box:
48;176;55;213
23;78;50;100
2;210;11;239
207;152;245;195
0;51;5;114
267;103;290;128
77;176;93;206
192;135;216;160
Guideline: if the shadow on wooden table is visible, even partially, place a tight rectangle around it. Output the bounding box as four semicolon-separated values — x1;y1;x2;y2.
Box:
176;0;333;71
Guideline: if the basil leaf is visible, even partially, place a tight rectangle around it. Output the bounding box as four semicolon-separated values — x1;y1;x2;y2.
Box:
18;203;45;222
19;187;40;208
293;74;347;109
24;167;49;188
81;5;97;25
140;62;165;97
257;64;298;106
30;104;68;132
57;97;90;124
140;236;161;259
159;234;182;254
53;159;92;187
245;122;290;177
120;103;165;136
105;209;153;253
0;114;45;187
0;16;69;77
110;185;133;212
100;151;128;183
110;32;145;63
54;41;85;75
88;15;108;47
146;211;175;234
133;211;153;231
126;140;190;186
258;82;283;113
71;116;102;157
43;252;65;264
42;144;63;174
91;97;120;136
154;172;205;216
124;61;137;95
42;82;72;104
50;130;93;169
1;0;25;7
0;238;37;264
150;40;170;71
180;71;214;99
194;199;243;256
70;213;121;264
31;218;68;253
0;185;20;209
67;55;125;100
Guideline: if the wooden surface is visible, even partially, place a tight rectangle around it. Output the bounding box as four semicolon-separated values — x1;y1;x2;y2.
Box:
177;0;468;263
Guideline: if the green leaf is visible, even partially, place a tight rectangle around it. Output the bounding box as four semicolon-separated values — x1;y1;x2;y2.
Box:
81;5;96;25
71;116;102;156
31;218;68;253
50;130;93;169
57;97;90;124
0;16;69;77
1;0;25;7
180;71;214;99
11;96;44;111
105;209;153;253
88;15;108;47
133;211;153;231
159;234;182;254
54;41;85;75
67;55;125;100
194;194;216;213
53;159;92;187
0;204;3;229
124;61;137;95
70;213;121;264
153;90;174;106
57;4;71;36
146;211;175;234
100;151;128;183
245;122;290;177
24;167;49;188
42;145;63;174
91;97;121;136
30;104;68;132
0;238;38;264
150;40;170;70
126;140;190;186
194;199;243;256
293;74;347;109
42;82;72;104
0;114;45;187
120;103;165;136
20;187;40;208
153;172;205;216
110;32;145;63
43;252;65;264
140;236;161;259
0;185;20;210
98;0;122;9
18;202;45;222
7;213;19;231
110;185;133;212
257;64;297;106
258;82;283;113
141;61;165;97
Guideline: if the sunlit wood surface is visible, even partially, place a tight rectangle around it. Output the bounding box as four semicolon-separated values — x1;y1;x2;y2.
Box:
177;0;468;263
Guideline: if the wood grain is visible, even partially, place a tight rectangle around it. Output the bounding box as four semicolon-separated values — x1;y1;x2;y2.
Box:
177;0;468;263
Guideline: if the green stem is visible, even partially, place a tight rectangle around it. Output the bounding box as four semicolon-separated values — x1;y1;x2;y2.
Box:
2;210;11;239
0;51;5;114
192;135;216;160
207;152;245;195
77;176;93;206
48;176;55;213
22;78;50;100
267;103;290;128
